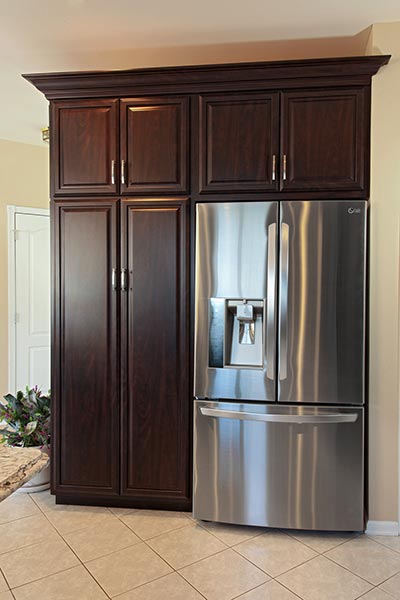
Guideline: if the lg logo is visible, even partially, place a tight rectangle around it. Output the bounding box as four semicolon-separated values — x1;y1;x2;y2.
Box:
348;207;361;214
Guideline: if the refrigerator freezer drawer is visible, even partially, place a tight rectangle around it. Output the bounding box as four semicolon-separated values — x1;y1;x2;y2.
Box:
193;400;364;531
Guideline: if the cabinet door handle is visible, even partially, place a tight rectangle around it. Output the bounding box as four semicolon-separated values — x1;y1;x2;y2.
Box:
121;160;126;185
282;154;287;181
111;268;117;291
111;160;115;185
272;154;276;181
121;268;128;291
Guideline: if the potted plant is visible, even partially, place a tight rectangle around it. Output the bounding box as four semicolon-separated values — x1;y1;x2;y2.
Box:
0;386;51;492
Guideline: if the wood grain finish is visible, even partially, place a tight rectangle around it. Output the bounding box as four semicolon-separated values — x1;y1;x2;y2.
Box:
53;199;119;496
51;100;118;196
121;198;190;502
200;93;279;193
281;88;367;192
23;56;390;100
121;98;188;194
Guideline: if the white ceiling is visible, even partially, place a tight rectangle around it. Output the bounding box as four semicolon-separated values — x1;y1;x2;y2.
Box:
1;0;400;146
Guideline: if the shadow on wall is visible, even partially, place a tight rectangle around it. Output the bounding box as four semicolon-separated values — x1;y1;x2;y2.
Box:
54;27;374;71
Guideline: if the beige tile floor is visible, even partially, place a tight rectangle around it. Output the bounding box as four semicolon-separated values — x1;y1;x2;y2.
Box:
0;491;399;599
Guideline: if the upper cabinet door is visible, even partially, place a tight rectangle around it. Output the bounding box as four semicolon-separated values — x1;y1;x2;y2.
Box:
281;89;367;192
51;100;118;196
120;98;189;194
199;93;279;193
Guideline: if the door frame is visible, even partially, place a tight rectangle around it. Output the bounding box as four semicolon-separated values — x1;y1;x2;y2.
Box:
7;205;50;393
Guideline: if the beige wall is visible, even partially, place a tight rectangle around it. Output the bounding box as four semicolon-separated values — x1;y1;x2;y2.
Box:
366;22;400;523
0;138;49;397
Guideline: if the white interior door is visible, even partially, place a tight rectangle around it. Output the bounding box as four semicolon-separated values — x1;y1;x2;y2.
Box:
10;209;50;393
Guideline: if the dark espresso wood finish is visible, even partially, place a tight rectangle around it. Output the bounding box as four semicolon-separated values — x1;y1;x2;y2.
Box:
24;56;390;100
50;100;118;197
24;56;389;509
199;93;279;193
52;199;119;496
120;198;190;505
120;97;189;194
281;88;368;192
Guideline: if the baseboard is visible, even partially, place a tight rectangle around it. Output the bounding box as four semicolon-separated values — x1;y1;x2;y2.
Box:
366;520;399;536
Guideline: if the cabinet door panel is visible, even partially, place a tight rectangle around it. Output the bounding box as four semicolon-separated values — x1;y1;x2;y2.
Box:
51;100;118;196
281;89;367;192
53;200;119;496
121;98;188;194
121;199;190;502
199;93;279;193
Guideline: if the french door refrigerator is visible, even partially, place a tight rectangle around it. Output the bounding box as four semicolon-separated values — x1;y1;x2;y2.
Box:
193;201;366;531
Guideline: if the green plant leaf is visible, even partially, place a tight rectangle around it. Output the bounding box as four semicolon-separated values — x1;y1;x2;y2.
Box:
24;421;38;435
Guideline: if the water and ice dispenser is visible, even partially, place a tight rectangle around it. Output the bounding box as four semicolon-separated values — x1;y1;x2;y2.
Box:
209;298;264;369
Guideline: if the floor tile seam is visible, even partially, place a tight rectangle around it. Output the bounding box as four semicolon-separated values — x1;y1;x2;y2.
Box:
280;528;361;555
322;551;386;587
0;510;42;527
0;566;11;592
44;512;115;537
195;521;267;547
145;535;229;573
38;509;113;599
354;584;394;599
6;560;82;593
113;511;194;542
0;525;65;558
53;514;138;543
112;571;209;600
271;576;305;600
28;493;53;512
230;544;317;579
8;564;79;592
366;537;400;554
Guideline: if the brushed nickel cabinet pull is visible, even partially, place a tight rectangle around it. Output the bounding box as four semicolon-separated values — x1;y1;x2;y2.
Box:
282;155;287;181
121;160;125;185
111;268;117;291
121;268;127;291
272;154;276;181
111;160;115;185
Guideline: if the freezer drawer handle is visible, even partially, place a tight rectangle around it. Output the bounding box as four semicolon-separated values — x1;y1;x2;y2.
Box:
199;407;358;424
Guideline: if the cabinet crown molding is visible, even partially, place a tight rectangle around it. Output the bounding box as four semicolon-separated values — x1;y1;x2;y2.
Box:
23;55;390;100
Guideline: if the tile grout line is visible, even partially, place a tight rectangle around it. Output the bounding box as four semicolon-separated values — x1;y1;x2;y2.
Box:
322;552;388;588
37;508;113;600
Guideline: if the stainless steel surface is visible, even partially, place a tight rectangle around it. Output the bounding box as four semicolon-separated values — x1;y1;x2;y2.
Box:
278;222;289;381
194;202;278;401
111;159;115;185
266;223;276;380
121;268;127;291
278;201;366;405
282;154;287;180
199;406;358;424
121;159;125;185
272;154;276;181
111;267;117;291
193;400;364;531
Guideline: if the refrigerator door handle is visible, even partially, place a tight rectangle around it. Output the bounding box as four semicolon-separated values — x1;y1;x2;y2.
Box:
199;407;358;424
279;222;289;380
266;223;277;380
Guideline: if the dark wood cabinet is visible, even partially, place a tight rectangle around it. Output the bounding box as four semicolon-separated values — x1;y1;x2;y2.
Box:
280;89;367;192
121;98;188;194
51;100;118;196
199;93;279;193
26;55;388;510
121;199;190;503
52;199;119;496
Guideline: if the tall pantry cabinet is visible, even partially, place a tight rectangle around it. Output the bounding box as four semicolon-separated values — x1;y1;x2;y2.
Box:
24;55;389;509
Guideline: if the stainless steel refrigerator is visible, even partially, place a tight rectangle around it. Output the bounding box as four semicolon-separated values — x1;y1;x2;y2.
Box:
193;201;366;531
